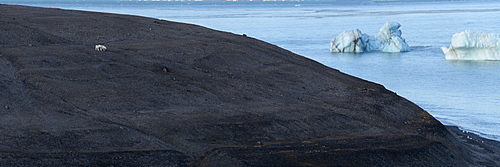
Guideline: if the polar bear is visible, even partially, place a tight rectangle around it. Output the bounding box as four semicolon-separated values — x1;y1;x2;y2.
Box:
95;45;107;51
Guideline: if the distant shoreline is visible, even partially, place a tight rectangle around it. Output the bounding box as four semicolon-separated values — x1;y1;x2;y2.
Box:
445;125;500;164
446;126;500;147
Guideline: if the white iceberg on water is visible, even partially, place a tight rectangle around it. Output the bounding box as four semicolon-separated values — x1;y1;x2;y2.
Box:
329;29;369;53
330;21;410;53
441;30;500;60
377;22;410;52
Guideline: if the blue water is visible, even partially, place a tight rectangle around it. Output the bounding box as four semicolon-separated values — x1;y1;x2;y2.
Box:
5;0;500;141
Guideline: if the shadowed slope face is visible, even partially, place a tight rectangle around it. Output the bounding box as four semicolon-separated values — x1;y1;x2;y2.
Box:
0;4;469;166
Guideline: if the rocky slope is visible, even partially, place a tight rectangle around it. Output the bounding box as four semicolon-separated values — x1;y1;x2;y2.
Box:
0;4;497;166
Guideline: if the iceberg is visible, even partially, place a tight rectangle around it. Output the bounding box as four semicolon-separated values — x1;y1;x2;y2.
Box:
330;21;410;53
441;30;500;60
377;21;410;52
329;29;368;53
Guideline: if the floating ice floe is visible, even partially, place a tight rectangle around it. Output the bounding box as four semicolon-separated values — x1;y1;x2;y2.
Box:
441;30;500;60
330;21;410;53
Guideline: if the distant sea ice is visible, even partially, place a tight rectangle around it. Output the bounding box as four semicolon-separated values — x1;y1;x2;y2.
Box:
441;30;500;60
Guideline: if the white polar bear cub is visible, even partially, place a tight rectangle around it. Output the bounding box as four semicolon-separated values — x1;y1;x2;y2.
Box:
95;45;107;51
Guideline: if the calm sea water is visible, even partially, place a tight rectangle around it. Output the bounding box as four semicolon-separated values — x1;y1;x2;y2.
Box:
7;0;500;141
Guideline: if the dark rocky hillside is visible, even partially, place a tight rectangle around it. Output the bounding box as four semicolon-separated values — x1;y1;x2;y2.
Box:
0;4;498;166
